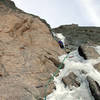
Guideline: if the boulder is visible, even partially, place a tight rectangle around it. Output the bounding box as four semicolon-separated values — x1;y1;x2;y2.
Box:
94;63;100;72
87;76;100;100
62;72;80;88
78;45;100;59
0;0;65;99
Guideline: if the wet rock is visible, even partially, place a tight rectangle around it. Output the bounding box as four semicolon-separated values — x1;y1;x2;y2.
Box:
62;72;80;88
78;46;87;60
78;45;100;59
87;76;100;100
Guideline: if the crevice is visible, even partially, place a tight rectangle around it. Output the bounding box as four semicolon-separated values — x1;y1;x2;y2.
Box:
78;46;87;60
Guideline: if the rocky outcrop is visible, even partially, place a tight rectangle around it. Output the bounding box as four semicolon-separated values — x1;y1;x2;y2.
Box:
62;72;80;88
78;44;100;60
52;24;100;51
0;0;65;99
78;44;100;73
87;76;100;100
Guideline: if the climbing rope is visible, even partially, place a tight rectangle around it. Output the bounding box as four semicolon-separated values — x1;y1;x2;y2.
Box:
44;54;68;100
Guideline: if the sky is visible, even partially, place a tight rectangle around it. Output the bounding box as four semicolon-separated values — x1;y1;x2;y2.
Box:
12;0;100;28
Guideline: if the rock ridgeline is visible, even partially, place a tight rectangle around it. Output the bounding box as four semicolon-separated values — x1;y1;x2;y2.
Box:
52;24;100;51
0;0;65;100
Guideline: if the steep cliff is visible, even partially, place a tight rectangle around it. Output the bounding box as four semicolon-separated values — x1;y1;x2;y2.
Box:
0;0;65;99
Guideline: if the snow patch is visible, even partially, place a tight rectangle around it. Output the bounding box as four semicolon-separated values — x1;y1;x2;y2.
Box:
95;45;100;55
47;46;100;100
55;33;65;46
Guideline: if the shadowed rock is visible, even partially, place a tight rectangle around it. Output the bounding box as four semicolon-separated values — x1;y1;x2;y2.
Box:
78;46;87;60
78;45;100;60
87;76;100;100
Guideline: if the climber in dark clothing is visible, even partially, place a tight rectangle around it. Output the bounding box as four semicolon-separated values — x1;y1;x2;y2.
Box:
58;40;64;49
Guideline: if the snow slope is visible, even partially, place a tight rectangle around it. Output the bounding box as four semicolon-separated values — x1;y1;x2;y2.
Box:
47;46;100;100
52;32;65;46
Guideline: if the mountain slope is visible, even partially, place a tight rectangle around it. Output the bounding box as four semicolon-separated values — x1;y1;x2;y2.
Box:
52;24;100;50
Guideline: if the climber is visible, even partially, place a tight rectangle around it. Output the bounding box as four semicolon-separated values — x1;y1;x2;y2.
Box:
58;40;64;49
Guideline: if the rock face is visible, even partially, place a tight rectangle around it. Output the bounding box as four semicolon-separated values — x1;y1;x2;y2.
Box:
0;0;65;99
52;24;100;50
87;76;100;100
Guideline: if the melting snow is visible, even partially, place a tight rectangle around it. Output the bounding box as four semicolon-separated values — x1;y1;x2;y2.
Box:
47;46;100;100
55;33;65;46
